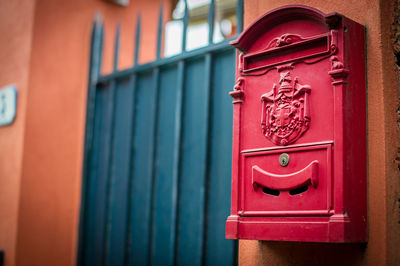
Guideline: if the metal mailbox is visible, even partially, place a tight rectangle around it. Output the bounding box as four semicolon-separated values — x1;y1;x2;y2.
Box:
226;5;366;242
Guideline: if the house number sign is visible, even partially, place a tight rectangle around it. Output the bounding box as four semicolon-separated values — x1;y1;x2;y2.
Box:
0;85;17;127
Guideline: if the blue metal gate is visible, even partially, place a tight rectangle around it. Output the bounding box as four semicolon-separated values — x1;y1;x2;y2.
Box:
78;1;242;265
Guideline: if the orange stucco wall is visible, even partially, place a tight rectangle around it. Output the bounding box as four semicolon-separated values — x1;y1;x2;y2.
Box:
0;1;35;266
1;0;398;265
0;1;168;266
239;0;400;265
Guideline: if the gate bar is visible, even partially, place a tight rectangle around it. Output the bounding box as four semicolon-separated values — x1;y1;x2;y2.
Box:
181;0;189;52
77;13;103;266
237;0;243;33
134;14;141;66
172;60;185;265
124;73;137;266
98;40;232;82
156;5;164;60
148;67;161;265
113;22;120;71
207;0;215;45
201;52;213;264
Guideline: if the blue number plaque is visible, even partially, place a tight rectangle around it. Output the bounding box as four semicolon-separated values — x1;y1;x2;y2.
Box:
0;85;17;126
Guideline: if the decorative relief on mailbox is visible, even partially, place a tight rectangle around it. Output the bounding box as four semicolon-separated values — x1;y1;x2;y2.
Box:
330;55;344;70
261;71;311;145
229;77;245;103
252;160;319;192
266;33;306;49
238;31;337;75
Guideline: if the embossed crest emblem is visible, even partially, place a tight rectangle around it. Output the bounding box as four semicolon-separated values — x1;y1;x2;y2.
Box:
261;71;311;145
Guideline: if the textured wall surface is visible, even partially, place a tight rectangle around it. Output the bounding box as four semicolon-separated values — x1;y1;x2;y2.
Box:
0;1;35;266
239;0;400;265
0;1;168;266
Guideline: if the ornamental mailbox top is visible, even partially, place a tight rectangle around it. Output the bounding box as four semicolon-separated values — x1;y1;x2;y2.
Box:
226;5;366;242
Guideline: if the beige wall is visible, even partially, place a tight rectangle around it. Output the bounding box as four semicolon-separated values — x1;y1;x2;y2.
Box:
239;0;400;265
0;1;36;266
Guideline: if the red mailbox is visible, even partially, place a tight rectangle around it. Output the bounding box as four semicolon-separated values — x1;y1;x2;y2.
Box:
226;5;366;242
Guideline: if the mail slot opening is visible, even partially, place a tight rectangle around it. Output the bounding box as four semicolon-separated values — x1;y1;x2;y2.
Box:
289;185;309;195
262;187;280;196
244;34;330;72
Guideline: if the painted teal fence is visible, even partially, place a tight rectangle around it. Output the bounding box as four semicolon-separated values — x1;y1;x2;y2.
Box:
78;1;242;265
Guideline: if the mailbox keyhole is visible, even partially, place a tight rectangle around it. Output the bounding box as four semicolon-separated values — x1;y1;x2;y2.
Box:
289;185;308;195
262;187;280;196
279;153;290;167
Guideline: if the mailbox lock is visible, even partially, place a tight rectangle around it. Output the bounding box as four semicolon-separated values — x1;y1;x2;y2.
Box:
279;153;290;167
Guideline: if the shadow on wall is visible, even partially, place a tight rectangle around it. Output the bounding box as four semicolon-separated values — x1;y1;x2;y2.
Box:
258;241;366;266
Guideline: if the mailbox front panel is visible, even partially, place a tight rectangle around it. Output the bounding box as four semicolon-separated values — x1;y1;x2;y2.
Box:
242;143;332;215
226;5;366;242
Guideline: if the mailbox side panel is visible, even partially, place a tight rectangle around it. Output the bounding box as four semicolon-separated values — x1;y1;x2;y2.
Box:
226;51;243;239
342;17;367;242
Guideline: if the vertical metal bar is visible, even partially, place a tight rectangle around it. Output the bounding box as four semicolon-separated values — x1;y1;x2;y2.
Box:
207;0;215;45
114;22;120;71
156;4;164;60
181;0;189;52
106;76;136;266
172;60;185;265
91;13;104;82
127;72;156;266
148;67;160;266
204;50;236;266
134;14;141;66
201;53;212;266
77;12;103;266
88;13;104;150
103;22;119;265
237;0;244;33
123;74;137;266
103;80;117;266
